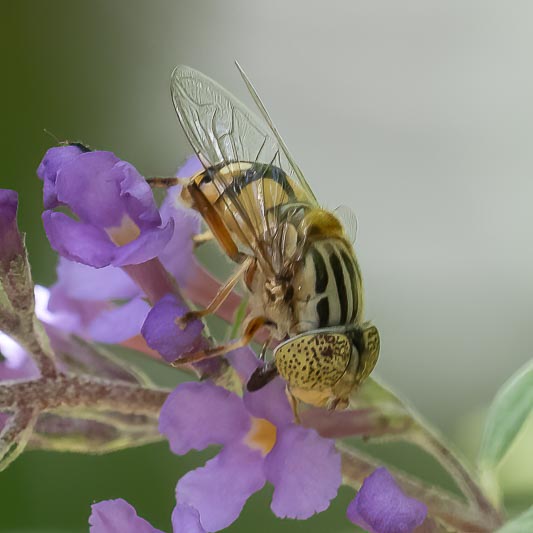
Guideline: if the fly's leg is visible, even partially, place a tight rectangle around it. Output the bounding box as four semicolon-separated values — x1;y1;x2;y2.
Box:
178;257;253;325
193;230;214;246
171;316;270;367
285;387;301;424
147;176;188;188
258;334;274;361
187;181;246;263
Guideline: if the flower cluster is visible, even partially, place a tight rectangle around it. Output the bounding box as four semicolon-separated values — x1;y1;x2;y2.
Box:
37;147;204;352
0;146;432;532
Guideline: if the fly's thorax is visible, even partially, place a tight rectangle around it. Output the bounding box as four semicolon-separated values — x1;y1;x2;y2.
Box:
291;239;364;333
246;263;299;340
299;208;346;241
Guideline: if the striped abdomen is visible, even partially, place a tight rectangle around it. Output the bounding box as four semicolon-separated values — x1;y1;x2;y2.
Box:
292;239;363;333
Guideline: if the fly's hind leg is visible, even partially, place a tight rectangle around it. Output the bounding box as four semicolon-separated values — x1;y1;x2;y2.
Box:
285;387;301;424
193;230;214;247
177;180;252;327
171;316;270;367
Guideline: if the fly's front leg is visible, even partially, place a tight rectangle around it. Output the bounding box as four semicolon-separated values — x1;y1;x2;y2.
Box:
187;181;246;264
171;316;270;367
178;257;253;325
147;176;188;188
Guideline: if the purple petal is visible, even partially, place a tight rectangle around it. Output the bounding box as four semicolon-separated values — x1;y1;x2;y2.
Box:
158;185;201;286
55;151;162;230
34;284;83;333
88;298;151;343
110;218;174;267
55;258;140;301
226;346;261;382
0;332;39;381
171;504;206;533
176;444;265;532
42;210;115;268
176;155;203;178
116;160;162;229
159;381;250;454
141;294;203;362
55;151;127;228
244;377;293;428
47;283;110;335
0;189;23;271
89;498;163;533
346;467;427;533
37;145;86;209
265;425;341;519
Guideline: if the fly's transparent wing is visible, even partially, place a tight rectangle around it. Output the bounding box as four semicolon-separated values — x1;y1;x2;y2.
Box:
171;65;319;273
171;65;318;203
334;205;358;243
234;62;318;204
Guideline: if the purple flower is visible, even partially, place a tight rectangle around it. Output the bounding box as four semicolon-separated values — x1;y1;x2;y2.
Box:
89;498;205;533
40;148;174;268
0;189;24;273
38;150;203;347
159;348;342;532
347;467;427;533
141;294;203;363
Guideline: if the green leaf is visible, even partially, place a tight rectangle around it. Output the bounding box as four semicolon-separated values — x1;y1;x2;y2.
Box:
479;358;533;469
496;506;533;533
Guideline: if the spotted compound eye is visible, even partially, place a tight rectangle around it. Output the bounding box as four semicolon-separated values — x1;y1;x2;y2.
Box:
355;324;380;384
274;332;354;390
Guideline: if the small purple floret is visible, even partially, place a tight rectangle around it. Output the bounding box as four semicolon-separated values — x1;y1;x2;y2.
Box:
141;294;203;362
346;467;427;533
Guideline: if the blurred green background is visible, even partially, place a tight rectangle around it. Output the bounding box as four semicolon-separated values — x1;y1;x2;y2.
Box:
1;1;532;531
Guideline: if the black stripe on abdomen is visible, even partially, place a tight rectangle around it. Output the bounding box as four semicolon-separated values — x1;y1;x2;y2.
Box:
311;247;328;293
329;249;348;324
340;249;358;322
316;296;330;328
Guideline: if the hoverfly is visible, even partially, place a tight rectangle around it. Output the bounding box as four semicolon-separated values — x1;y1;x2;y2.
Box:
158;64;379;412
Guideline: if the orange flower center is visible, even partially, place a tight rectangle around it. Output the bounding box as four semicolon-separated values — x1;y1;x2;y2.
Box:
244;417;277;456
106;215;141;246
